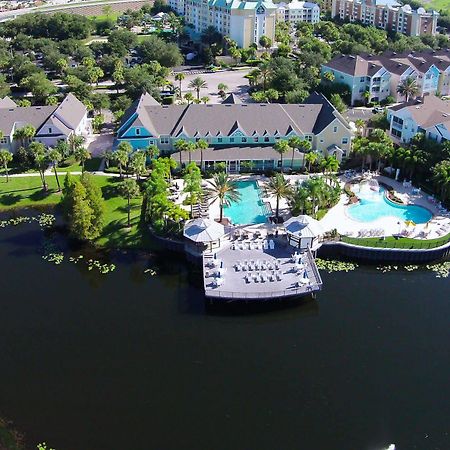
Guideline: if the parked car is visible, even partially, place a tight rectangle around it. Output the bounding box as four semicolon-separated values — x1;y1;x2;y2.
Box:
372;106;384;113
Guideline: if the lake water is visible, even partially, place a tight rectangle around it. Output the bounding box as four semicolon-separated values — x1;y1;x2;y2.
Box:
0;220;449;450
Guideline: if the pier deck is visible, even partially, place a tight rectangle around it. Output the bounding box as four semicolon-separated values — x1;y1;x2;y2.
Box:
203;241;322;301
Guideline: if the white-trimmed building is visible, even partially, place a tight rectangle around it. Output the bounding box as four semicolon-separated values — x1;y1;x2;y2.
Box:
169;0;278;48
277;1;320;24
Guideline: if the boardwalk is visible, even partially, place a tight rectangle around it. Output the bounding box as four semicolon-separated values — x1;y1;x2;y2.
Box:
203;240;322;301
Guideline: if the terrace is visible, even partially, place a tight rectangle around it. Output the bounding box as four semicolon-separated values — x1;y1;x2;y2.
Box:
202;240;323;301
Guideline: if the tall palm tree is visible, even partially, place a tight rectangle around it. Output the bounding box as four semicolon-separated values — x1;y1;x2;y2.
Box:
29;142;48;191
355;119;365;136
274;139;291;173
174;72;185;98
174;139;188;167
205;172;241;223
0;148;13;183
146;144;160;164
186;141;197;164
289;185;310;216
196;138;209;170
257;61;271;91
48;148;63;191
397;77;419;102
188;77;208;100
304;151;318;172
288;136;303;170
264;173;292;222
320;155;339;183
305;177;324;218
432;160;450;202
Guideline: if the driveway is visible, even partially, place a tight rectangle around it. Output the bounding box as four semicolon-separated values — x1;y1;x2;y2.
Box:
86;132;114;156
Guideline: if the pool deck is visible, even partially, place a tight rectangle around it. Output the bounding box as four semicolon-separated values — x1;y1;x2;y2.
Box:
320;174;450;240
203;240;323;301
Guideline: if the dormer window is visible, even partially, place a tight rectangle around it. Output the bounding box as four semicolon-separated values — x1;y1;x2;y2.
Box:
136;128;141;135
48;127;52;133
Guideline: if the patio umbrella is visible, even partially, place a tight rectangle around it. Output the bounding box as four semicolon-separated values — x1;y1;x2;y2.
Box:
405;220;416;227
183;218;225;243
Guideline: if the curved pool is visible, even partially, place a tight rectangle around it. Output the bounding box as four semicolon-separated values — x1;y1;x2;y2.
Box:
348;188;433;223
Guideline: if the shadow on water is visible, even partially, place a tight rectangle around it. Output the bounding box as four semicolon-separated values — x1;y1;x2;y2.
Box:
205;295;320;317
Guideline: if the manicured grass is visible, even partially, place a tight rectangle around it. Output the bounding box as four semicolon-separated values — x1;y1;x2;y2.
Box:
58;157;102;173
341;233;450;249
0;176;63;210
0;174;151;249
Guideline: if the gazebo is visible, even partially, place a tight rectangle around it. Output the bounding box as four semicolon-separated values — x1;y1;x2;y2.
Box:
283;215;324;251
183;218;226;255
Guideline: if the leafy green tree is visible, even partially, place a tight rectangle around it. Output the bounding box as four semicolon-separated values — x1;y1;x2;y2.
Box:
13;124;36;148
112;60;125;93
205;171;241;222
289;185;310;216
264;173;291;221
184;92;194;105
0;148;13;182
20;72;57;104
117;178;140;227
304;151;318;172
70;181;94;240
68;134;85;154
259;35;272;50
48;147;63;191
137;35;183;67
81;172;104;237
330;93;347;113
174;139;188;167
432;160;450;202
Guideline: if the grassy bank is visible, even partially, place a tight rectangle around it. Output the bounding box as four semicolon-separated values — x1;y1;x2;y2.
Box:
341;233;450;249
0;175;151;250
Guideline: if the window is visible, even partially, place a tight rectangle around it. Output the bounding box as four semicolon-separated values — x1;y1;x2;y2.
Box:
391;128;402;138
136;128;141;136
0;137;7;144
230;138;234;143
217;137;223;143
264;137;270;142
242;137;247;143
333;126;338;133
342;137;349;144
360;77;366;82
48;127;53;133
160;137;169;144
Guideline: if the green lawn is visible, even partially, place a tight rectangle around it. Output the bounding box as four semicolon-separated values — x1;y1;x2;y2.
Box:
58;157;102;173
341;233;450;249
0;175;151;249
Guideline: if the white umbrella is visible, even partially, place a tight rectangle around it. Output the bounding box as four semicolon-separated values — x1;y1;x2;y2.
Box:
183;218;225;243
284;215;324;238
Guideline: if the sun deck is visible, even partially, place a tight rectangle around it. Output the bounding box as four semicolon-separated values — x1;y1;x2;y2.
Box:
203;240;323;301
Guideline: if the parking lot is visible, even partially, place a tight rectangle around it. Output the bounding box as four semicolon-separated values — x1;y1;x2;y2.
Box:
169;68;252;103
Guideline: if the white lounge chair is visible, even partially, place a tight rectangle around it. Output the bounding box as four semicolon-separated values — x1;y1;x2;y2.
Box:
263;240;269;250
269;240;275;250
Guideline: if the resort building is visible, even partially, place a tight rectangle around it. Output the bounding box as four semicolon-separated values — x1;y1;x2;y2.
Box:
277;1;321;25
322;51;442;105
168;0;278;48
387;95;450;144
116;92;353;170
0;93;91;152
331;0;439;37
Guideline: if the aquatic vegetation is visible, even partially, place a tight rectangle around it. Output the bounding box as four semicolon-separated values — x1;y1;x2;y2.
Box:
0;214;55;229
144;268;157;276
69;255;84;264
426;262;450;278
315;259;358;273
87;259;116;274
42;252;64;265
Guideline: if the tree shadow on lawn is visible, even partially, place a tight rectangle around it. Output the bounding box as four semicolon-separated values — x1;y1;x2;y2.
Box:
99;218;154;250
0;193;23;206
115;204;141;214
101;181;122;200
29;188;58;202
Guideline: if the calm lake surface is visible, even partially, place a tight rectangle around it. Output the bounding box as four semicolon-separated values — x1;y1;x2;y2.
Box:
0;220;449;450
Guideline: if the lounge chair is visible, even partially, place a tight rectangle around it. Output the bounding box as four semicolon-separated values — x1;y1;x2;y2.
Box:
269;240;275;250
263;240;269;250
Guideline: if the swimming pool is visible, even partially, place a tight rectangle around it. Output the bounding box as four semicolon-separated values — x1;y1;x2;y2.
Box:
348;187;432;223
224;180;269;225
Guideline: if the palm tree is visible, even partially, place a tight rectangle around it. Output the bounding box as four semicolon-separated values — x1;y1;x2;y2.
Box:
200;96;210;104
289;185;310;216
320;155;339;183
205;172;241;223
196;138;209;170
48;148;63;191
323;71;335;83
13;124;36;148
304;151;318;172
184;92;194;104
257;61;271;91
305;177;323;218
397;77;419;102
217;83;228;97
74;146;91;173
186;141;197;164
29;142;48;191
274;139;291;173
355;119;365;136
188;77;208;100
174;72;185;98
117;178;141;227
264;173;291;222
146;144;160;163
0;148;13;182
115;141;132;178
432;160;450;202
174;139;188;167
288;136;303;170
